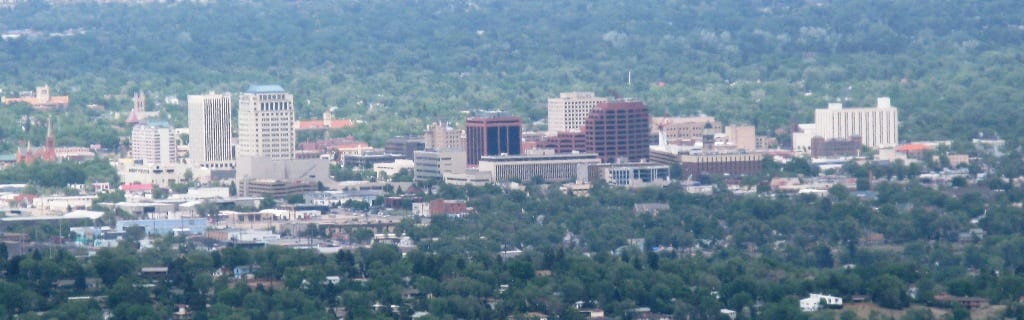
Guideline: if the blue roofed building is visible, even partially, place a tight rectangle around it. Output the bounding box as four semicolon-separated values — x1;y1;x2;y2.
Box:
246;84;286;94
237;84;295;160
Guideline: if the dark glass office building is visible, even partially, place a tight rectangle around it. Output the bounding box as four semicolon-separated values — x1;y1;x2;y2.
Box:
465;111;522;165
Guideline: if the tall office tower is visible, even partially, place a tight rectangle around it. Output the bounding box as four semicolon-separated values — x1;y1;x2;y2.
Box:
131;121;177;165
813;97;899;148
237;85;295;160
584;100;651;163
465;111;522;165
188;93;234;169
424;121;465;151
547;92;608;135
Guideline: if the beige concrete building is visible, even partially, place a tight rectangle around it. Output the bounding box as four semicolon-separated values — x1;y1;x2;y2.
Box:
235;157;330;183
131;121;177;166
119;162;184;188
424;121;465;151
443;170;493;186
725;125;756;150
237;85;295;160
546;92;608;135
32;195;98;212
652;116;722;143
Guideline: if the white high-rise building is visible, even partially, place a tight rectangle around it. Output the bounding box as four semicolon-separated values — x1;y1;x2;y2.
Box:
187;93;234;169
813;97;899;148
131;121;177;165
237;85;295;160
547;92;608;135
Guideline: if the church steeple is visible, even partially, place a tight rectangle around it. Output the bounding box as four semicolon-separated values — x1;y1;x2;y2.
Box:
132;91;146;112
45;116;54;150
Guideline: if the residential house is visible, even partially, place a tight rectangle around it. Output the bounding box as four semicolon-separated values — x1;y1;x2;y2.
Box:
799;293;842;312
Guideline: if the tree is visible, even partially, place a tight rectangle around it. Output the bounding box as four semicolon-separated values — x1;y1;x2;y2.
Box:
506;259;534;281
901;307;936;320
868;274;908;309
856;177;871;191
351;228;374;244
783;157;819;176
91;247;139;287
47;299;103;320
285;194;305;204
391;169;414;182
259;196;277;209
0;243;7;266
760;297;807;320
93;190;126;206
169;181;189;194
951;176;968;187
828;184;851;200
151;187;169;200
813;244;834;268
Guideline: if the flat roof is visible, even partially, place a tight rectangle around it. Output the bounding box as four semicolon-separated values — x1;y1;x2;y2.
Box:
469;110;515;118
479;153;600;162
1;211;104;222
246;85;286;94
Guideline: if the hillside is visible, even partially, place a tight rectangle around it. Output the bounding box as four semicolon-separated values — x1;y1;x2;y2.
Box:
1;0;1023;146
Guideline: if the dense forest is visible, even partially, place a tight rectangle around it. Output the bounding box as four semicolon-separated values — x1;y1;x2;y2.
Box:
2;0;1024;149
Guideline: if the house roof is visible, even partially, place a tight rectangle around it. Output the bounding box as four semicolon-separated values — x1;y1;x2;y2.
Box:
896;143;931;152
295;119;355;130
120;183;154;192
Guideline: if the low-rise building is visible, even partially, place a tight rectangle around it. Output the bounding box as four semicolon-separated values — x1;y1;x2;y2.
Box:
239;179;318;198
586;162;671;187
303;190;385;207
650;149;761;178
341;152;401;169
477;150;600;184
120;162;184;188
413;150;467;182
443;170;493;186
412;199;470;217
799;293;842;312
811;136;862;158
374;159;415;180
634;203;670;215
652;116;722;143
1;85;69;109
934;293;988;310
384;136;426;159
32;195;97;212
116;218;207;236
294;110;354;131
